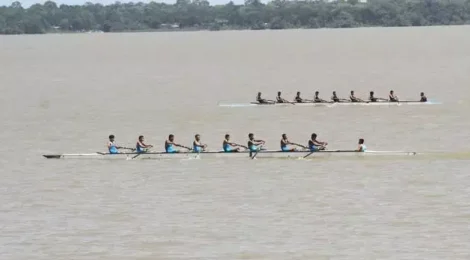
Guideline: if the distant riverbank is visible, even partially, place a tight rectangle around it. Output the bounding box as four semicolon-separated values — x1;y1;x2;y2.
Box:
2;0;470;35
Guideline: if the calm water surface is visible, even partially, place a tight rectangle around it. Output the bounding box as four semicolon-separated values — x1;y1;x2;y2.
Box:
1;26;470;259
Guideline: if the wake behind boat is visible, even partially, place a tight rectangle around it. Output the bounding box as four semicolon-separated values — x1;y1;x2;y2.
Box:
43;150;417;160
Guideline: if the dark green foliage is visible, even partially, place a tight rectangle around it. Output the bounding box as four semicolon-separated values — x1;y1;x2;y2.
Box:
1;0;470;34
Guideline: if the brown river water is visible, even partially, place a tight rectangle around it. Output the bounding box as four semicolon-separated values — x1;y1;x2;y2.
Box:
1;26;469;259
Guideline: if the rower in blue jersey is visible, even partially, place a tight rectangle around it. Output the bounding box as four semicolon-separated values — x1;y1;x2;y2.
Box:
193;134;207;153
280;134;306;151
223;134;245;152
248;133;265;152
165;134;188;153
107;135;123;154
136;135;153;153
308;133;328;151
357;138;367;152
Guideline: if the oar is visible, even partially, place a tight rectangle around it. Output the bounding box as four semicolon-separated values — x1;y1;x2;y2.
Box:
291;143;308;150
233;143;249;149
180;145;194;152
132;146;153;159
251;145;263;159
303;151;315;158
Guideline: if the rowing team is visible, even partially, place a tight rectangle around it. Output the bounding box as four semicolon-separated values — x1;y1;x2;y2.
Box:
107;134;367;154
256;90;428;104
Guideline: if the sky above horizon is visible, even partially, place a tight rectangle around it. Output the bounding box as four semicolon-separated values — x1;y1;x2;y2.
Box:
0;0;246;7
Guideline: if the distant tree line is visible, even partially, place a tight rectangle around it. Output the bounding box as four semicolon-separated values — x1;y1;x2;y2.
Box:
1;0;470;34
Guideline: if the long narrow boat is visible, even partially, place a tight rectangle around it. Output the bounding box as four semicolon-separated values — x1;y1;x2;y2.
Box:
218;100;439;108
43;150;417;160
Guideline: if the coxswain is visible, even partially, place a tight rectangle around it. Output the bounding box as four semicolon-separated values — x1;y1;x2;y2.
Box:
389;90;399;102
256;92;273;104
193;134;207;153
107;135;124;154
294;92;303;103
248;133;265;152
314;91;328;103
420;92;427;102
223;134;245;152
308;133;328;151
350;91;364;102
356;138;367;152
136;135;153;153
331;91;341;102
276;91;290;103
165;134;188;153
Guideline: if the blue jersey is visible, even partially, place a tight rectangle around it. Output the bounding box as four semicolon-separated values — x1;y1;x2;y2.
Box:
136;142;146;153
165;142;176;153
193;142;203;153
108;142;118;154
359;144;367;152
308;140;318;152
223;141;232;152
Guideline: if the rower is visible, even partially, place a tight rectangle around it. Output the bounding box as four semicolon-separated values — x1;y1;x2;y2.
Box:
248;133;265;152
331;91;340;102
223;134;245;152
256;92;271;104
308;133;328;151
108;134;123;154
136;135;153;153
281;134;306;152
369;91;387;102
193;134;207;153
389;90;399;102
165;134;187;153
350;91;363;102
276;91;289;103
294;91;303;103
420;92;427;102
314;91;327;103
356;138;367;152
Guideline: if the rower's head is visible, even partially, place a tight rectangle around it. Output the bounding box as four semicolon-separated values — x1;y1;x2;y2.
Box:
390;90;394;94
169;134;174;141
139;135;144;141
315;91;319;96
109;135;115;141
370;91;374;96
282;133;287;140
296;91;300;96
358;138;364;144
225;134;230;140
277;91;281;96
350;90;354;95
248;133;254;140
257;92;261;97
420;92;425;96
195;134;201;141
332;91;337;96
311;133;317;140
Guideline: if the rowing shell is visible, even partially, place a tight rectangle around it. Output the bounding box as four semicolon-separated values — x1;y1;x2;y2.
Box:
43;150;417;160
217;101;439;108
